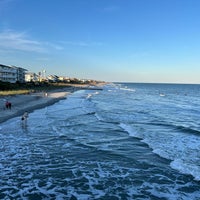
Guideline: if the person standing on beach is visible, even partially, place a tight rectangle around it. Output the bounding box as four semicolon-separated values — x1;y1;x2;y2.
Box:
5;101;11;109
8;102;11;109
5;101;9;109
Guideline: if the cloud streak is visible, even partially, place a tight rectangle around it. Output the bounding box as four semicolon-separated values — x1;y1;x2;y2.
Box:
0;30;46;53
60;41;104;47
0;29;63;53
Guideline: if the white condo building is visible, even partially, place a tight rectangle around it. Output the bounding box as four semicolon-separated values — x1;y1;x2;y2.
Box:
0;64;27;83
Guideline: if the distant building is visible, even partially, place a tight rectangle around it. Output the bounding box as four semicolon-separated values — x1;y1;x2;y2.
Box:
25;72;39;82
58;76;71;82
13;66;27;83
0;64;27;83
47;75;59;82
0;64;16;83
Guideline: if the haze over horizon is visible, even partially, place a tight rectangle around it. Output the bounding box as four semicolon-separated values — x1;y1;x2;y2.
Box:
0;0;200;84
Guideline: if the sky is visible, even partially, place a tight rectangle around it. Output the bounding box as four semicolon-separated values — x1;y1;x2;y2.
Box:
0;0;200;83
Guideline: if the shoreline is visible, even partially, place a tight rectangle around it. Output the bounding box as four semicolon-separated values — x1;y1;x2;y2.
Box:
0;84;104;124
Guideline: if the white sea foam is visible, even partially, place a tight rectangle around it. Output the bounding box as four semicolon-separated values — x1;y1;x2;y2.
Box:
120;87;136;92
1;83;200;199
170;159;200;181
119;122;200;181
95;113;104;121
62;143;71;148
144;131;200;180
119;123;141;138
152;148;171;160
86;93;92;99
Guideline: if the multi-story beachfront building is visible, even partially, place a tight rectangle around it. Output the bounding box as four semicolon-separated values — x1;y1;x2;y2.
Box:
14;66;27;83
0;64;27;83
0;64;16;83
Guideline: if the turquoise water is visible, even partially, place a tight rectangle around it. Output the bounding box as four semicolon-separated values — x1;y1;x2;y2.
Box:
0;83;200;199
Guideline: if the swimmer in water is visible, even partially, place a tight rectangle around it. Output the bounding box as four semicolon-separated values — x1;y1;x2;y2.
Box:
21;111;29;121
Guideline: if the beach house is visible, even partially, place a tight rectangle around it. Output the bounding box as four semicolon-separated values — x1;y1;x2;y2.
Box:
25;72;39;82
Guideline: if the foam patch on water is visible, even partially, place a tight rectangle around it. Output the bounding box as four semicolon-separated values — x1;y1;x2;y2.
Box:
144;133;200;181
170;159;200;181
1;84;200;199
119;123;142;138
120;87;136;92
119;122;200;181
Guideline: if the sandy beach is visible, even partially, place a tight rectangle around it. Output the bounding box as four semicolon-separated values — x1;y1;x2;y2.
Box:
0;84;104;124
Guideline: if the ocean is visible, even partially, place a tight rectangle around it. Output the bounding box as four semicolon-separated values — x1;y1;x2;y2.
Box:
0;83;200;199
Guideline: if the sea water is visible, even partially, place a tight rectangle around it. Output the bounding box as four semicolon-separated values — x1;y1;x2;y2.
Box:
0;83;200;199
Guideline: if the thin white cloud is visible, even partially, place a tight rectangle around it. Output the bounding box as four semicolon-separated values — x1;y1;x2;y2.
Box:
45;42;64;50
60;41;104;47
64;41;90;47
0;29;64;53
0;30;46;53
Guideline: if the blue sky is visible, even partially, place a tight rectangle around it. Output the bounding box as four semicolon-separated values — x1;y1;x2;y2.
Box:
0;0;200;83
